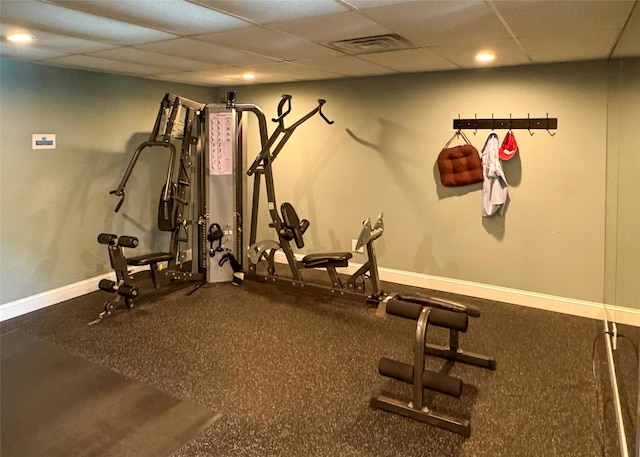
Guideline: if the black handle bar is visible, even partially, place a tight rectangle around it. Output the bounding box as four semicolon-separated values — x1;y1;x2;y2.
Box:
317;99;334;125
285;98;334;130
272;94;292;124
271;95;334;129
246;96;333;176
109;189;125;213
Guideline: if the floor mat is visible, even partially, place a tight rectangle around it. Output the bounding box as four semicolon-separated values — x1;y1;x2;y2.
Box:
1;330;221;457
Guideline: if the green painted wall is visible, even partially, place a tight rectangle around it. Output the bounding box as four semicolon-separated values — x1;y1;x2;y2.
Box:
604;59;640;309
227;59;639;308
0;59;216;303
1;57;637;310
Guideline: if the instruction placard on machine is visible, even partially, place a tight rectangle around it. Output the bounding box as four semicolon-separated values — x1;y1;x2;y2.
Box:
209;112;232;175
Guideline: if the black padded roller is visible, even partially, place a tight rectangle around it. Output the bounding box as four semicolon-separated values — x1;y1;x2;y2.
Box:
118;284;138;298
397;294;481;318
98;279;116;293
386;298;468;332
117;235;139;248
300;219;310;234
97;233;118;246
429;308;468;332
378;358;463;397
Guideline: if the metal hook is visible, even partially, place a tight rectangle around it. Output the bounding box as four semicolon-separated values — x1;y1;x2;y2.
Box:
509;113;513;132
317;99;334;125
528;113;534;136
473;113;477;135
546;113;555;136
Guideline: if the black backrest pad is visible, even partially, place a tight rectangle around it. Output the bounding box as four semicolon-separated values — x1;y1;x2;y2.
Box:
281;202;304;248
158;184;178;232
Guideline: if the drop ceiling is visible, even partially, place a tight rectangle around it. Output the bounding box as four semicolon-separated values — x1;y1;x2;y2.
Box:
1;0;638;87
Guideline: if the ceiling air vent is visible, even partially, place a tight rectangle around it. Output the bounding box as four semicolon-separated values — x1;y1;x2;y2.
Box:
326;34;414;55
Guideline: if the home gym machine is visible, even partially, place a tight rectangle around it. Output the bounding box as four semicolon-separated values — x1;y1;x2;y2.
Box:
371;296;496;436
94;93;242;322
232;93;386;305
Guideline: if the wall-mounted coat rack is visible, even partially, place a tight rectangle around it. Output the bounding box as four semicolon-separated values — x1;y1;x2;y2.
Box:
453;114;557;133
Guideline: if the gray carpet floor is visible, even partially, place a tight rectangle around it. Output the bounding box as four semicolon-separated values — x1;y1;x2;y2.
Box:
1;275;637;457
1;330;220;457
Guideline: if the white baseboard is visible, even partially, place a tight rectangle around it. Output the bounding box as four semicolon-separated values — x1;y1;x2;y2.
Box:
375;265;640;327
272;252;640;327
0;272;114;322
2;258;639;327
0;267;145;322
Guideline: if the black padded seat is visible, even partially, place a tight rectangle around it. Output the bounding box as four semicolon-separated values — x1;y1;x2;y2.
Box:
126;252;174;267
301;252;352;269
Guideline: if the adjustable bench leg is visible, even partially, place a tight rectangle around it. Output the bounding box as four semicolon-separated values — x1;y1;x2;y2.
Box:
425;329;497;370
326;266;342;289
149;263;161;289
370;396;471;437
372;308;472;437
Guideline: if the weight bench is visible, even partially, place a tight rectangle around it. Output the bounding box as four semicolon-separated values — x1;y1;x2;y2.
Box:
371;297;495;436
280;201;354;286
94;233;183;324
377;294;496;370
126;251;175;289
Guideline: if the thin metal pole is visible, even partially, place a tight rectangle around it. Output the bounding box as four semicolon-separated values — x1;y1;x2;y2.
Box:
413;308;430;411
603;314;629;457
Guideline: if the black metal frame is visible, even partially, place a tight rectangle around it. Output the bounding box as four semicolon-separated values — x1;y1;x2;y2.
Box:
372;307;472;436
246;214;385;302
371;296;496;435
235;94;386;304
95;94;207;322
378;294;497;369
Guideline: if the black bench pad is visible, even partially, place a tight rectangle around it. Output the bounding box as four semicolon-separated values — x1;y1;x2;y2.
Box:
127;252;175;266
302;252;352;269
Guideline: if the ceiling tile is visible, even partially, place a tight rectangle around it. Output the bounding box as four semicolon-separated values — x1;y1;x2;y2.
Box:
225;72;298;85
0;0;637;86
195;26;343;61
0;42;68;61
41;54;177;76
135;38;280;67
520;29;623;63
612;32;640;57
239;62;342;82
267;11;393;43
433;39;530;68
188;0;349;24
493;1;635;37
154;67;295;86
86;47;222;71
47;0;252;36
357;47;459;73
343;0;413;8
360;1;510;47
611;2;640;58
151;70;235;86
297;55;398;77
1;1;175;45
1;24;117;53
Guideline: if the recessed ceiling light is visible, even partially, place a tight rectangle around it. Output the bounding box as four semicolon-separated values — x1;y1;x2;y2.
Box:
242;73;256;80
475;51;496;63
7;32;33;44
